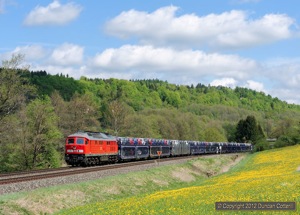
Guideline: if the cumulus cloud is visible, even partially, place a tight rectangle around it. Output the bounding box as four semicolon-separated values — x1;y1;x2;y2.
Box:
264;58;300;88
0;45;48;69
261;58;300;104
210;78;238;88
24;0;82;26
49;43;84;66
270;88;300;105
2;42;299;104
244;80;265;92
91;45;258;82
31;64;87;79
105;6;295;50
11;45;47;60
0;43;85;75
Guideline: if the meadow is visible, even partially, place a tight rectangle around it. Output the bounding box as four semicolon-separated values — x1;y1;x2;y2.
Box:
0;154;241;214
58;145;300;215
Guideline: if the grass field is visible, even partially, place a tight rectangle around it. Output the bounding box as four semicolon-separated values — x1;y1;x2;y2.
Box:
57;145;300;215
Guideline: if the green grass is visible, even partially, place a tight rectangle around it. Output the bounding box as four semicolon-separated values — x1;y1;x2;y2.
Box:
54;145;300;215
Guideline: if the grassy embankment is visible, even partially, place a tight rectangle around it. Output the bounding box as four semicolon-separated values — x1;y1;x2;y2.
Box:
0;154;242;214
58;145;300;215
1;145;300;214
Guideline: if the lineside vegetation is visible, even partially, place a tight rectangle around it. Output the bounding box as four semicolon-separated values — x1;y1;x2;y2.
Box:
58;145;300;215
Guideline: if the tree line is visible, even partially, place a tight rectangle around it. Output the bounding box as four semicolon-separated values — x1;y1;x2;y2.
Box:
0;54;299;172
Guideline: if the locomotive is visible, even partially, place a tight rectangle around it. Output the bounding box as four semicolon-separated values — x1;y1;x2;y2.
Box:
64;131;252;166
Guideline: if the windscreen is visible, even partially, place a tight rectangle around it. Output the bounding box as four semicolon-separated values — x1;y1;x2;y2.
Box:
67;138;75;144
76;138;84;144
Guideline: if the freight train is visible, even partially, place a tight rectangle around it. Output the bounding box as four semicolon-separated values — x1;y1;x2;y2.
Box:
64;131;253;166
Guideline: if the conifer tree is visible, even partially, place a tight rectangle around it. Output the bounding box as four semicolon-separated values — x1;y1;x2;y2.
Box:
235;115;265;144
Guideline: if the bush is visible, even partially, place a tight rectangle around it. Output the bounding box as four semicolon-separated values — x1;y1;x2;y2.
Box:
274;135;298;148
254;139;270;152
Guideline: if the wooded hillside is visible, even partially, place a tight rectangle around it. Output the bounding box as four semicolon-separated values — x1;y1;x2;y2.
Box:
1;55;299;172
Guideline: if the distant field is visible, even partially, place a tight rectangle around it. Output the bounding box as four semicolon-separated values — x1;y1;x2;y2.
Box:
57;145;300;215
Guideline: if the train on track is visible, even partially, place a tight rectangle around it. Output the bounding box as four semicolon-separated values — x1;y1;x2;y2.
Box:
65;131;253;166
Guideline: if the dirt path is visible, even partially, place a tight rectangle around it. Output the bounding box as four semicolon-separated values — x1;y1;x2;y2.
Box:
221;154;246;173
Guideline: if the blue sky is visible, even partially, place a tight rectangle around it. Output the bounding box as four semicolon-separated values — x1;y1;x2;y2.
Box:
1;0;300;104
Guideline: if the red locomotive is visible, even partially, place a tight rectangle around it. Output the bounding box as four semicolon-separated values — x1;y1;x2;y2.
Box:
65;131;118;166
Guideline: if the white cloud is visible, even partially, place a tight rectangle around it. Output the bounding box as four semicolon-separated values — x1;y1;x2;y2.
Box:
30;64;86;79
24;0;82;26
210;78;238;88
261;58;300;104
264;57;300;88
105;6;295;50
0;43;84;65
11;45;47;60
49;43;84;66
91;45;258;83
0;45;48;70
244;80;265;92
269;88;300;105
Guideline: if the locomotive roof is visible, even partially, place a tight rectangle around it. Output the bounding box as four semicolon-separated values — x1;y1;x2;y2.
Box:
68;131;116;140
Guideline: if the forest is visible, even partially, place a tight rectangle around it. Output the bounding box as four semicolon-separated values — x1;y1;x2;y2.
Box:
0;54;299;172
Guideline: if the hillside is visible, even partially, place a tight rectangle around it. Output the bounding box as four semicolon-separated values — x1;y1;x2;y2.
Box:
1;68;299;172
26;70;300;144
27;71;300;112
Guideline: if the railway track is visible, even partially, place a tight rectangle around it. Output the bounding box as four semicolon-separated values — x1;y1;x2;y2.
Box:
0;155;202;185
0;166;72;178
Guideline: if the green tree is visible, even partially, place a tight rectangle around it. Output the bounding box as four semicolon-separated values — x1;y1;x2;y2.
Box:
235;119;246;142
0;54;34;121
68;92;100;132
0;114;20;172
50;90;69;137
15;97;62;169
122;114;157;138
235;115;265;144
0;54;36;172
223;123;237;142
203;127;227;142
107;100;131;136
274;118;300;148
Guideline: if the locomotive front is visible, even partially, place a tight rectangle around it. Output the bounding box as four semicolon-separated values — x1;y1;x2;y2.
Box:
65;133;88;166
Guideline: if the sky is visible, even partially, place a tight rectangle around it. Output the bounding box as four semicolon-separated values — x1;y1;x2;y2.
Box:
0;0;300;104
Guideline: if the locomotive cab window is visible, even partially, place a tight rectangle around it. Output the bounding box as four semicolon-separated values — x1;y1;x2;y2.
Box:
76;138;84;144
68;138;75;144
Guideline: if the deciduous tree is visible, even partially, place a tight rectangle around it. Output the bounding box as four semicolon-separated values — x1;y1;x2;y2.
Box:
107;100;132;135
0;54;34;121
68;92;100;132
15;97;62;169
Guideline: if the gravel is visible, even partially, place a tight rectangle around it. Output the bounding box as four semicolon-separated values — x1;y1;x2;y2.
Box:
0;157;197;195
